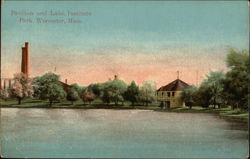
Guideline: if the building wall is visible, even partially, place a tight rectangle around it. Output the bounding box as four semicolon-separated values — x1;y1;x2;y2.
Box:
157;91;185;108
0;78;13;90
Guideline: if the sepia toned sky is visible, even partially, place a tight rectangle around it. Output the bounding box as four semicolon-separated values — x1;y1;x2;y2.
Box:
1;1;249;87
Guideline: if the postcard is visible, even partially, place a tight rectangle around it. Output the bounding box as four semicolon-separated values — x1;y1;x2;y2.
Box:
0;0;249;158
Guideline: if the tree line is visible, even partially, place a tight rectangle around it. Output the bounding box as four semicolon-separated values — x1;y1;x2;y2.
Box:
0;72;157;106
182;48;249;110
1;48;248;110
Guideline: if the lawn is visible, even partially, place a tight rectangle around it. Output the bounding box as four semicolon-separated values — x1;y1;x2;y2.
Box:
163;105;249;122
1;98;248;122
0;98;160;109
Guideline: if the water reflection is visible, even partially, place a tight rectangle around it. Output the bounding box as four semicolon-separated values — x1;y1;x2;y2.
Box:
0;108;248;158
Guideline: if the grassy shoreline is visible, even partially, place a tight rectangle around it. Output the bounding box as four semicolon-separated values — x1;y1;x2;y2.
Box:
156;106;249;123
1;99;248;123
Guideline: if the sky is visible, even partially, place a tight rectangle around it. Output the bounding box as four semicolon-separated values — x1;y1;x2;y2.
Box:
1;1;249;88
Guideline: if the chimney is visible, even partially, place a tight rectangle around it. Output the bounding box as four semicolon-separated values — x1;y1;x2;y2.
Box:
21;42;30;76
25;42;29;76
114;75;118;80
65;79;67;84
21;47;26;74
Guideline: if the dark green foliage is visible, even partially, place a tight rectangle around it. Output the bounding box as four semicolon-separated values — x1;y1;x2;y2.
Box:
191;48;249;110
100;79;127;106
69;83;84;98
33;72;66;106
87;83;103;97
101;88;111;104
222;48;249;110
66;85;80;105
226;48;249;68
47;83;66;106
194;85;212;108
181;85;197;109
200;71;225;108
191;71;224;108
136;81;156;106
159;102;164;109
33;72;61;100
124;81;139;106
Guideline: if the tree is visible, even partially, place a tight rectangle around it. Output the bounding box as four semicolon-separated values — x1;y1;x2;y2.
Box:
70;83;83;97
66;85;80;105
0;88;10;101
222;48;249;110
101;88;111;104
124;81;139;106
201;71;225;108
10;73;33;104
226;48;249;68
33;72;61;100
47;83;66;106
87;83;103;97
194;85;212;108
100;79;127;106
33;72;66;106
137;80;156;106
181;85;197;109
82;90;95;104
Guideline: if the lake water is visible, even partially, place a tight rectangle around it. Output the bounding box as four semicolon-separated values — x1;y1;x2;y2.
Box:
0;108;248;158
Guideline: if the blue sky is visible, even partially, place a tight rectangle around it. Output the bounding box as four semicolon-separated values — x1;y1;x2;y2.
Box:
1;1;249;86
2;1;249;50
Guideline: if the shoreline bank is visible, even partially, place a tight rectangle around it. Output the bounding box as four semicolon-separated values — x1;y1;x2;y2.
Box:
1;104;248;124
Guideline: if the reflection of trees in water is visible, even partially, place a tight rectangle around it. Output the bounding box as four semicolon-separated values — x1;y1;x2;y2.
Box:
42;109;65;120
3;109;249;141
13;109;68;141
223;132;248;140
15;108;59;120
227;122;248;131
224;122;248;140
71;109;121;122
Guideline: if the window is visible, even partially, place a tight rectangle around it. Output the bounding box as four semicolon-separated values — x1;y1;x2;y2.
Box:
162;92;164;96
167;92;170;97
172;92;175;96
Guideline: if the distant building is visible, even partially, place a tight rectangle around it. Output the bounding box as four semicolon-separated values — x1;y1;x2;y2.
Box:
0;42;29;90
157;79;189;108
58;79;70;92
0;42;72;92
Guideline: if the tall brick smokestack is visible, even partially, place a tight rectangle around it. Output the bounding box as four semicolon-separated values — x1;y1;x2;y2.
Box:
21;47;26;74
21;42;29;76
25;42;29;75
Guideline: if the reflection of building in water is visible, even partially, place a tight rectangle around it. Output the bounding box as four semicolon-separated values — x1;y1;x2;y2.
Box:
157;78;189;108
